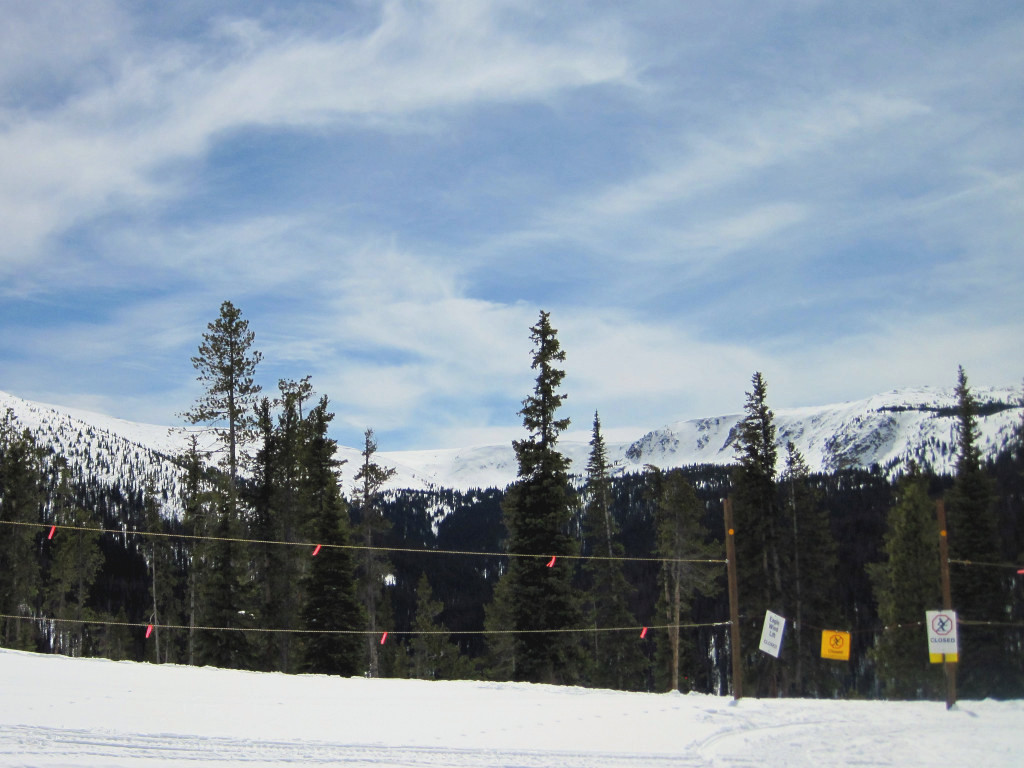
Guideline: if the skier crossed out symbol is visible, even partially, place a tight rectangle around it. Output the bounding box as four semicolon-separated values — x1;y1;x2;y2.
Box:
932;614;953;636
829;633;845;651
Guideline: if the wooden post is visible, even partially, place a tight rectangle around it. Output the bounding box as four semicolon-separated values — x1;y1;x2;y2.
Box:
724;497;743;700
936;499;957;710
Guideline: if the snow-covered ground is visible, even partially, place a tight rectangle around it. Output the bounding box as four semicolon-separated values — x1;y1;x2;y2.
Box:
1;648;1021;767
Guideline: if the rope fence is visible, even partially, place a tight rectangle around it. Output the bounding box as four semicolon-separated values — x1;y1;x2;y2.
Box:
0;612;731;638
0;518;727;565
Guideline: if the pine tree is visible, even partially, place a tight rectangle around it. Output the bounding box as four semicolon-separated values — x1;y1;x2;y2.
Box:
249;380;313;673
482;569;517;679
141;486;182;664
868;469;942;699
179;434;216;665
653;469;720;693
409;572;470;680
180;301;263;670
353;428;396;678
946;365;1003;697
779;442;840;696
581;412;645;690
300;397;364;676
181;300;263;507
0;410;45;650
44;460;103;657
731;371;786;696
493;311;585;684
193;497;256;670
248;395;281;671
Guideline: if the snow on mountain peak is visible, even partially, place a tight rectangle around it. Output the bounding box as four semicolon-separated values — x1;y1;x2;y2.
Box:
1;386;1021;500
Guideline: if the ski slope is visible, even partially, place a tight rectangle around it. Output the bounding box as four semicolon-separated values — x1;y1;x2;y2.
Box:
1;648;1021;767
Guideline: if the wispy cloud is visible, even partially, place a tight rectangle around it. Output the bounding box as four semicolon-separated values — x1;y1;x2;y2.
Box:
0;1;632;273
1;2;1021;451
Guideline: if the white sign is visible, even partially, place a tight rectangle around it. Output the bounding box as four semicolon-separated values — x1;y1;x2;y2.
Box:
925;610;959;662
758;610;786;658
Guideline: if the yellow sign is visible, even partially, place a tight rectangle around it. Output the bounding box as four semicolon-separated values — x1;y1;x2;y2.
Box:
820;630;851;661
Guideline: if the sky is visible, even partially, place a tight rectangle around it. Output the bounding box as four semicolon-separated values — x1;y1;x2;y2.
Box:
1;1;1022;451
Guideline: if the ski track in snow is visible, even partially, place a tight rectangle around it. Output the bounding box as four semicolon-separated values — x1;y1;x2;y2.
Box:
1;709;1014;768
2;649;1023;767
1;725;707;767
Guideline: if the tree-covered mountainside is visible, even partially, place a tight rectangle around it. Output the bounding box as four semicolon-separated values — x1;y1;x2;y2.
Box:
1;306;1022;698
2;404;1024;695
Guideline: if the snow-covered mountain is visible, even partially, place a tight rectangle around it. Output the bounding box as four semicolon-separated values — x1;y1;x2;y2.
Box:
616;385;1023;476
1;387;1021;507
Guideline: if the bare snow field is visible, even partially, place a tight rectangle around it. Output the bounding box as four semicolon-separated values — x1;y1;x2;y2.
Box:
1;648;1022;767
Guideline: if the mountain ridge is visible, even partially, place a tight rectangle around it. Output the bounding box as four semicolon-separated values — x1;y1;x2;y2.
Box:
2;386;1021;506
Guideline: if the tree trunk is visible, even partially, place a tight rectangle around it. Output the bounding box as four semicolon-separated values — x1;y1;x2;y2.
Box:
150;548;161;664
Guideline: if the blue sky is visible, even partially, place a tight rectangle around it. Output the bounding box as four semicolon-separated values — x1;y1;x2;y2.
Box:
1;0;1021;451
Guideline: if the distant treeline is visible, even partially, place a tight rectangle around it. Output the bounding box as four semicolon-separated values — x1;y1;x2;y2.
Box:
2;441;1023;697
3;302;1022;701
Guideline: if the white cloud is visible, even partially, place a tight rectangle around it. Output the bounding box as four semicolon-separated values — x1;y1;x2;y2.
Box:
0;1;633;272
2;2;1021;453
591;92;927;218
768;316;1024;412
502;91;930;270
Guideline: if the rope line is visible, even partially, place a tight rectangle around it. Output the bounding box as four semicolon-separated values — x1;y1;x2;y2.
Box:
957;618;1024;628
0;612;731;636
0;519;727;565
13;611;1024;638
948;558;1024;571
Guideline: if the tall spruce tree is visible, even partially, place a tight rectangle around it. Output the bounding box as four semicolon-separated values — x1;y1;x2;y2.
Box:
731;371;786;696
494;310;585;684
946;365;1003;697
249;379;313;673
300;397;364;676
868;469;942;699
581;412;645;690
181;300;262;670
353;428;396;678
181;300;263;507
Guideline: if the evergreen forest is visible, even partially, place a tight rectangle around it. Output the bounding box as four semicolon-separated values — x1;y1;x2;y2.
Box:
2;302;1023;700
